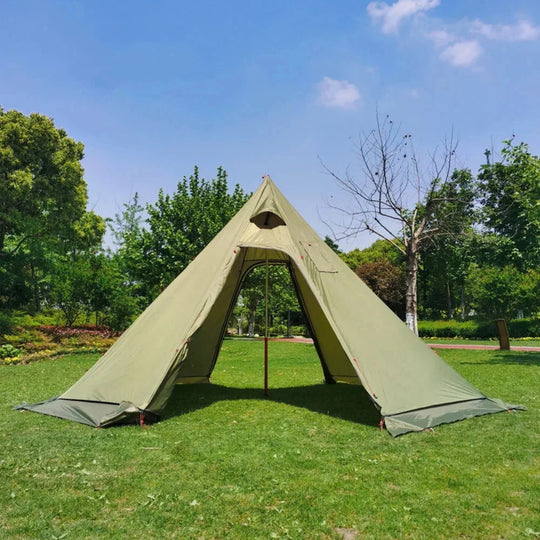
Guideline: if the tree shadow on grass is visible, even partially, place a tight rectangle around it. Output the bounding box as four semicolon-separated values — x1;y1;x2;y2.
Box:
162;383;380;428
459;351;540;367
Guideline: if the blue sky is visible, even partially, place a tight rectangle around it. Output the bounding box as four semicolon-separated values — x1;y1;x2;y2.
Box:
1;0;539;250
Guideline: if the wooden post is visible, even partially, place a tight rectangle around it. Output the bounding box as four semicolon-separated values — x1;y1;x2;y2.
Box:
264;252;269;395
495;319;510;351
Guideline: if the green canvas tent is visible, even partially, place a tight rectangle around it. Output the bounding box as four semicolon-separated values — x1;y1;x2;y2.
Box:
16;176;520;436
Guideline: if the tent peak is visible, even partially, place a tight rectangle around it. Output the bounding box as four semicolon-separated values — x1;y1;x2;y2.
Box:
250;175;287;224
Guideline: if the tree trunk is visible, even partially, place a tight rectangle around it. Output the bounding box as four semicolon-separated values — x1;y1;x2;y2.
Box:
446;280;453;319
30;264;40;314
287;309;291;338
238;317;243;336
405;243;419;335
0;221;5;254
248;307;256;337
460;285;466;320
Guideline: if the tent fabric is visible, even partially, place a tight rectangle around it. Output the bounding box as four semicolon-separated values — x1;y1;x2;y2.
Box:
15;176;520;436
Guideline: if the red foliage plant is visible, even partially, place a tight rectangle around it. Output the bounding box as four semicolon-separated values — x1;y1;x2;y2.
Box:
38;325;122;340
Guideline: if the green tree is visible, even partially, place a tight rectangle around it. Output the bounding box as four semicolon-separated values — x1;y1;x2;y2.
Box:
519;269;540;317
0;108;105;311
417;169;477;320
30;210;106;315
45;249;139;329
110;193;148;305
47;255;92;326
0;108;87;254
466;265;540;319
111;193;144;267
340;239;404;272
323;236;341;254
237;268;265;336
266;265;302;336
236;265;302;337
137;167;249;298
478;140;540;269
84;254;140;329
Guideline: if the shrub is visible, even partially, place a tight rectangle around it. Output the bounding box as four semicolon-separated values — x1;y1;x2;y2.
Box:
2;328;50;348
0;312;12;336
37;325;120;341
418;318;540;339
419;320;492;339
10;310;59;328
508;318;540;338
290;325;309;337
269;324;287;337
0;344;22;359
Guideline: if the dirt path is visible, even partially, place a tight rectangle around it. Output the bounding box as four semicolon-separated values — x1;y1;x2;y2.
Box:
267;337;540;352
428;343;540;352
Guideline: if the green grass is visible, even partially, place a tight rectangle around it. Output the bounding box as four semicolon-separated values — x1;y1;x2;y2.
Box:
1;340;538;539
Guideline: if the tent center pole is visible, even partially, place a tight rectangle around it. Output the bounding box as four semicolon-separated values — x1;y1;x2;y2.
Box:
264;251;269;396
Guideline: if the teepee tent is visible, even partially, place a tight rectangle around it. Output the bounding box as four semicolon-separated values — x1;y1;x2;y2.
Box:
16;177;519;436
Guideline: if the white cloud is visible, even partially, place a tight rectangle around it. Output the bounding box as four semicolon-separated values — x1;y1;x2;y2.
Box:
427;29;454;48
427;18;539;68
367;0;440;34
471;19;540;41
440;40;482;67
317;77;361;109
367;1;540;69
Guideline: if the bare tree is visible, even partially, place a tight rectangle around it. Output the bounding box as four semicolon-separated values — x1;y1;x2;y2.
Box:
324;114;471;334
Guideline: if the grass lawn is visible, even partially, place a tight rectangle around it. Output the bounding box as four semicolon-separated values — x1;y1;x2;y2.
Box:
1;340;538;539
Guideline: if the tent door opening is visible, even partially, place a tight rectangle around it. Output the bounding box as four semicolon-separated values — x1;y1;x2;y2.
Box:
208;247;346;393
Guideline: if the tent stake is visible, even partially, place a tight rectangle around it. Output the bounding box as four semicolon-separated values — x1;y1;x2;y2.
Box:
264;251;269;396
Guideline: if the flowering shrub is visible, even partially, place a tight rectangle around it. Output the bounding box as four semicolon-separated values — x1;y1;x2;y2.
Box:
1;324;121;365
38;325;121;341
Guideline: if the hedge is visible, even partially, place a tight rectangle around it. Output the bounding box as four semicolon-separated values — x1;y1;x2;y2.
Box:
418;318;540;339
508;318;540;338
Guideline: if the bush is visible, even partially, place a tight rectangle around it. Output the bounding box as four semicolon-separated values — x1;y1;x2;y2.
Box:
0;344;22;359
419;320;493;339
102;290;142;331
0;312;12;336
2;328;50;348
508;318;540;338
269;324;287;337
10;310;59;328
290;325;309;337
0;315;122;365
418;318;540;339
38;325;120;341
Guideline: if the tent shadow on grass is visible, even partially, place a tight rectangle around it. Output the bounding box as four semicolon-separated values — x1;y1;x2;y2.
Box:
460;351;540;367
162;383;380;427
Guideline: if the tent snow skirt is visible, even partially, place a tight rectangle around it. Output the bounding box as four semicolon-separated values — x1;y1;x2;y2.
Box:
15;177;521;436
383;397;518;436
